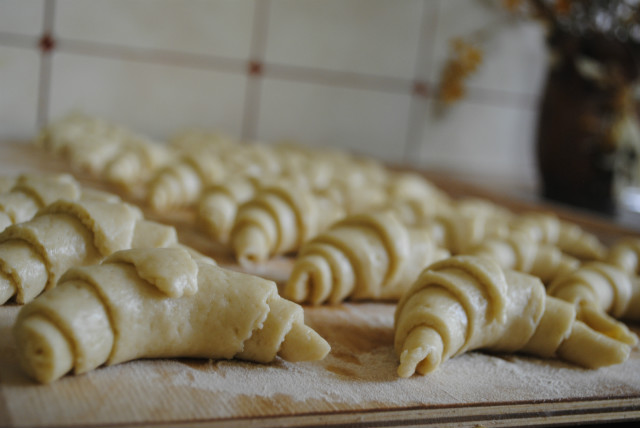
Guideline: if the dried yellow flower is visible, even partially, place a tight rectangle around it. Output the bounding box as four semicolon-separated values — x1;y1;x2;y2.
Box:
438;38;484;104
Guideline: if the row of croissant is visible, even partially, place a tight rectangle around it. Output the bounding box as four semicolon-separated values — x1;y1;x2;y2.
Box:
0;173;330;383
4;112;640;383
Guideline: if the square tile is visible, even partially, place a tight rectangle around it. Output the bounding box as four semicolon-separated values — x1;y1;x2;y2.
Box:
0;46;40;142
48;52;248;139
256;78;412;163
54;0;255;59
414;99;538;186
428;0;548;96
265;0;425;79
0;0;44;37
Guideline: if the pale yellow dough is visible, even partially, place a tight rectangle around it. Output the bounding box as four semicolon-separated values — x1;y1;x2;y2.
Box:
230;182;344;267
547;261;640;343
14;247;330;383
606;237;640;276
469;232;579;284
510;212;606;260
0;198;177;305
394;255;633;378
283;211;449;304
197;175;263;245
0;173;81;232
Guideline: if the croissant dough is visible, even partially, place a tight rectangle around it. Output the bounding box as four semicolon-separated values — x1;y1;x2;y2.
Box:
0;173;81;232
510;212;606;260
283;211;449;304
547;261;640;345
37;113;138;176
0;198;177;305
14;247;330;383
102;135;172;192
606;237;640;276
394;256;632;377
426;207;510;255
197;175;263;245
147;149;226;211
468;232;580;284
230;182;344;266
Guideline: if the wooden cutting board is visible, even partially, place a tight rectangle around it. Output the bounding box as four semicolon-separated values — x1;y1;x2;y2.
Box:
1;142;640;428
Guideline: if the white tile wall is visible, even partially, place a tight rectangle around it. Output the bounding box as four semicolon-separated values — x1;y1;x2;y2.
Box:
0;45;41;142
55;0;255;59
265;0;425;79
48;52;249;139
0;0;44;37
415;98;539;187
0;0;551;190
258;78;412;162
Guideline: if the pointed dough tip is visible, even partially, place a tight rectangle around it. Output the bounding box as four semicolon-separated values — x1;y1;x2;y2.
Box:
278;322;330;362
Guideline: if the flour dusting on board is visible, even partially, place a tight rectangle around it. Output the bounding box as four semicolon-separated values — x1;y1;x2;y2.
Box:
157;303;640;407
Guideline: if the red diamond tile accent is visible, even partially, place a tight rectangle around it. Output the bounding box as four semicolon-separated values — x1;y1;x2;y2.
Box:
413;81;429;97
248;61;263;76
39;34;56;53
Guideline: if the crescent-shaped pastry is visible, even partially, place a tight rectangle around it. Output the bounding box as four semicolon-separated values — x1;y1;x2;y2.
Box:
381;173;452;227
426;208;510;255
35;112;126;159
0;173;81;232
283;211;449;304
197;175;262;245
547;261;640;344
0;198;177;305
14;247;330;383
468;232;580;284
146;149;226;211
394;255;632;377
230;183;345;266
510;212;606;260
606;237;640;277
102;136;172;192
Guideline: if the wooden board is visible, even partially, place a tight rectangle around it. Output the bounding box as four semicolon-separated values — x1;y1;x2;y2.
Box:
1;142;640;427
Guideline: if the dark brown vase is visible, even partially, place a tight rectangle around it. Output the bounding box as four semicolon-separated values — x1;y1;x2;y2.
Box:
536;29;640;215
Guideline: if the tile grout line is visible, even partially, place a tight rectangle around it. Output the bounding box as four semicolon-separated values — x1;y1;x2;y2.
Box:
241;0;270;142
56;38;247;73
263;63;411;94
403;0;441;166
36;0;56;129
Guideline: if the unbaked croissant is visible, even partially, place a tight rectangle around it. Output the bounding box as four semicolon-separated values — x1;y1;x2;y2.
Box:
468;232;580;284
394;255;633;377
606;237;640;277
381;172;452;227
547;261;640;344
14;247;330;383
454;197;514;224
426;207;510;255
146;148;226;211
37;113;141;177
102;135;172;192
36;112;126;159
283;211;449;304
0;173;80;232
0;198;177;305
230;182;345;266
197;175;263;245
510;212;606;260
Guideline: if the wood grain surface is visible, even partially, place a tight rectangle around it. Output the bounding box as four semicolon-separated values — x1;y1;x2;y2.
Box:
1;142;640;428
